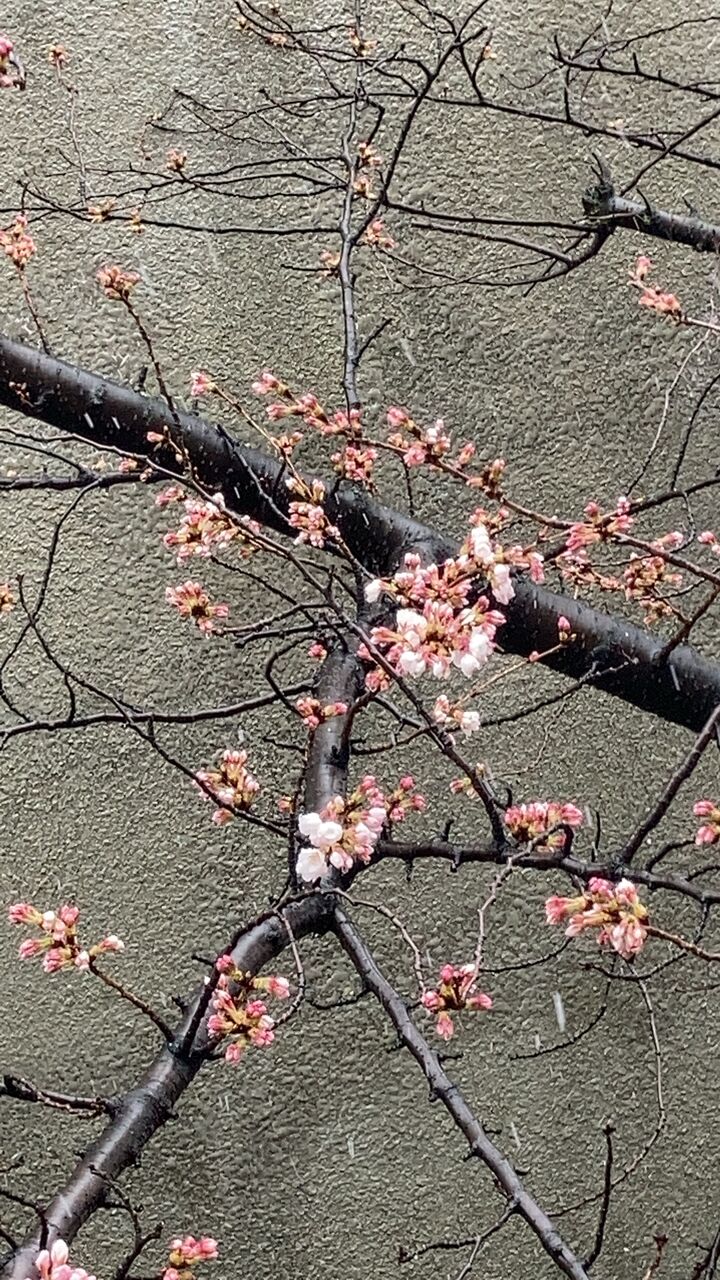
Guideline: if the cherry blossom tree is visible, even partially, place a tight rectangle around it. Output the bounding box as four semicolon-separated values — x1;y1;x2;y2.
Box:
1;5;720;1280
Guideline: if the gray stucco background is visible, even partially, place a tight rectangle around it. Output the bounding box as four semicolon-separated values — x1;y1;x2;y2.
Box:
0;2;719;1277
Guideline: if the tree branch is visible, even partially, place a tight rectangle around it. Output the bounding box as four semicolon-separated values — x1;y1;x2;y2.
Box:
1;334;719;733
583;170;720;252
332;905;591;1280
1;896;331;1280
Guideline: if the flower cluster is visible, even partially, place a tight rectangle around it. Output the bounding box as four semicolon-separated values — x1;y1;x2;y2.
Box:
162;1235;218;1280
255;376;362;443
208;957;289;1064
630;254;682;319
319;248;341;276
462;513;544;604
165;582;229;635
96;265;140;301
622;553;682;623
26;1239;96;1280
287;478;339;548
195;749;260;824
504;801;584;853
432;694;480;737
366;600;503;684
694;800;720;845
296;775;424;881
545;877;648;960
331;441;377;487
421;963;493;1040
295;697;348;730
565;497;633;557
386;406;470;471
361;217;396;250
190;371;215;397
557;614;573;642
353;140;383;198
0;215;36;269
167;148;188;172
0;36;23;89
699;530;720;556
8;903;123;974
163;495;236;561
363;546;508;685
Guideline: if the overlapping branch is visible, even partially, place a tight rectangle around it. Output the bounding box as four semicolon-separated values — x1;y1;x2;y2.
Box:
1;332;719;733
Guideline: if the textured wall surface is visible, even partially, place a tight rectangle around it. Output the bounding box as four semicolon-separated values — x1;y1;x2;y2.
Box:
0;2;719;1279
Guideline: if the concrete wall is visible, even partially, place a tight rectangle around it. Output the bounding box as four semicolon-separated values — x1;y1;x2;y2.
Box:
0;2;718;1277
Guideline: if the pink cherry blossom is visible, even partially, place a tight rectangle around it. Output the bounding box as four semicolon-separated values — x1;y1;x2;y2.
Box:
251;370;285;396
0;37;24;89
505;801;584;853
207;969;287;1064
369;598;502;682
163;1234;219;1280
96;265;140;301
332;442;377;485
0;215;35;268
288;502;338;547
165;581;229;635
190;371;215;397
264;975;290;999
195;749;260;823
632;254;652;282
422;962;492;1040
565;497;634;557
9;902;123;975
362;218;396;250
545;877;648;960
432;694;480;737
295;697;348;730
295;845;329;883
319;248;341;275
698;530;719;551
163;497;236;562
296;775;422;882
639;286;682;317
694;799;720;845
155;485;187;508
31;1239;97;1280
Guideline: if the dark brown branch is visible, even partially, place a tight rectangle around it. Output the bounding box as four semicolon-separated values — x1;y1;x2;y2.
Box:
1;896;331;1280
0;334;719;733
582;1124;614;1270
332;905;591;1280
0;1075;115;1118
0;685;308;747
374;840;720;907
583;171;720;252
618;702;720;865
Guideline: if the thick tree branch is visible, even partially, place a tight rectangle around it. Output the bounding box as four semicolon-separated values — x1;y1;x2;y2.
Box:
1;896;331;1280
0;334;719;733
2;625;366;1279
583;172;720;252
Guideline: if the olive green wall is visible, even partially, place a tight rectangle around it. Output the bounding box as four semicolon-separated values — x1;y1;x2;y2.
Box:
0;3;719;1278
